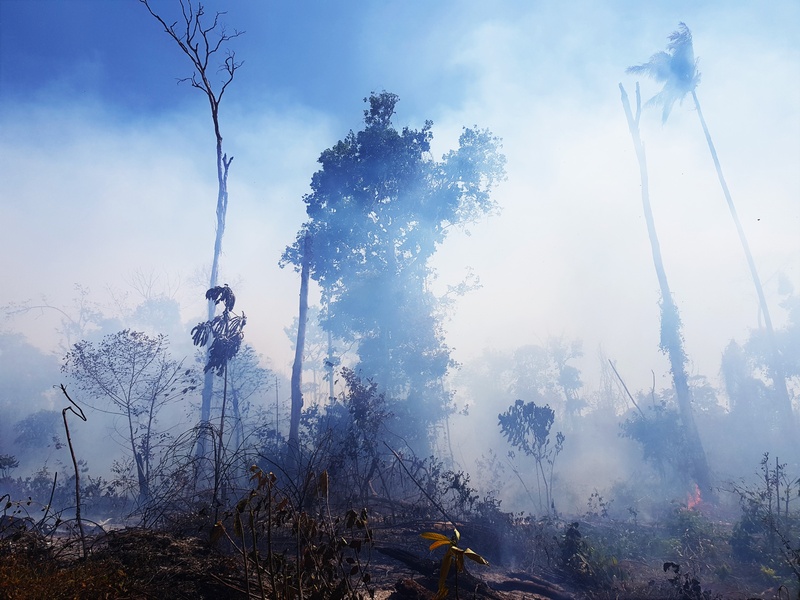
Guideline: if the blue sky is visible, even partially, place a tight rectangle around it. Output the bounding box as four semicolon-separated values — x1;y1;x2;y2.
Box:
1;0;799;401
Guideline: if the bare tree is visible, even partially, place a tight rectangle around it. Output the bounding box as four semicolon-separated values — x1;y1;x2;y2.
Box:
63;330;197;505
140;0;244;459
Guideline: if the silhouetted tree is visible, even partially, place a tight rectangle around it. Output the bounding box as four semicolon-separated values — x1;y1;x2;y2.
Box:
621;392;693;488
619;82;713;499
191;285;246;511
0;455;19;479
627;23;792;424
282;92;505;455
141;0;244;458
63;330;197;504
499;399;565;513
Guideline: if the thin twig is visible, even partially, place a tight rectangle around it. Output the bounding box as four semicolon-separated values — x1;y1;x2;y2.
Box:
383;443;454;525
608;359;646;419
36;471;58;532
506;457;538;509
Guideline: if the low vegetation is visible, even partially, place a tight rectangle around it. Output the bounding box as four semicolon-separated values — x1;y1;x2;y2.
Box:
2;410;799;600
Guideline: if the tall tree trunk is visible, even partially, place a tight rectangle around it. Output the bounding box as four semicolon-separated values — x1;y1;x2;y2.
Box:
231;385;243;453
140;0;242;463
620;83;714;499
128;411;150;505
288;233;311;469
691;90;792;424
327;327;335;403
213;362;229;519
196;139;232;461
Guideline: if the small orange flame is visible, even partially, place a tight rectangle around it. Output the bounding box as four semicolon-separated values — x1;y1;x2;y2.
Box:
687;484;702;510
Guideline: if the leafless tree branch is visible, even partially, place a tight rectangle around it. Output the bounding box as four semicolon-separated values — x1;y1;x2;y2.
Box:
139;0;243;103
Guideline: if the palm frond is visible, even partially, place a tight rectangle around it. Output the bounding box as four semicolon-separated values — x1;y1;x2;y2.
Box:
627;51;673;82
626;22;701;122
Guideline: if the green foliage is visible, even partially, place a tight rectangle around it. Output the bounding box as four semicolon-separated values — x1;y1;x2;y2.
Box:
302;368;393;503
63;330;197;413
559;521;589;575
722;288;800;435
2;463;125;535
404;455;481;522
585;489;613;520
283;91;506;453
499;400;558;458
502;338;586;420
0;332;61;431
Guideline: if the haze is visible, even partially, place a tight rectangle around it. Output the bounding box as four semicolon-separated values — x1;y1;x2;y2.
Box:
1;1;798;469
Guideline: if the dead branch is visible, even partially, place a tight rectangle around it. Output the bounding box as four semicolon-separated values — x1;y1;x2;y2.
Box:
59;384;88;559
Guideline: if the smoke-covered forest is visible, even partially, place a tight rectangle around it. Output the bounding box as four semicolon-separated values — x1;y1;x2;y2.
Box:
1;2;798;598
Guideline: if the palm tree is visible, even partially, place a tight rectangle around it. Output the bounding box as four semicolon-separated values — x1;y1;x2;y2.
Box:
619;82;713;498
627;23;792;423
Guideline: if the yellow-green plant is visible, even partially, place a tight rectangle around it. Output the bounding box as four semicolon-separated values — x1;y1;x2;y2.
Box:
421;528;488;600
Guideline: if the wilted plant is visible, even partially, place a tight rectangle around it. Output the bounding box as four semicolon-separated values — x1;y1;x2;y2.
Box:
420;528;488;600
662;561;721;600
304;369;395;504
215;466;374;599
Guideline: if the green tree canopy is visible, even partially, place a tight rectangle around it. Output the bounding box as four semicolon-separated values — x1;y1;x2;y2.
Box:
282;92;505;450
